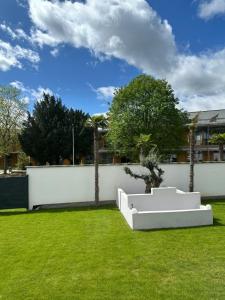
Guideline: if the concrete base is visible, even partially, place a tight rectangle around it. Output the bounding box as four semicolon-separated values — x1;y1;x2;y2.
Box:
117;187;213;230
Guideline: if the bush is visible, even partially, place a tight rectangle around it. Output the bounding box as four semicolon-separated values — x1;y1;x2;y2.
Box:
16;152;30;170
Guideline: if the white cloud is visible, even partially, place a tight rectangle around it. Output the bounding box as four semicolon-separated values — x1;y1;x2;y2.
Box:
0;23;32;42
179;94;225;111
31;87;54;100
50;48;59;57
9;81;54;103
31;28;60;47
0;24;17;39
28;0;176;76
88;83;117;102
16;28;31;41
16;0;27;9
22;96;30;104
0;0;220;111
168;49;225;111
10;81;30;104
0;39;40;71
198;0;225;19
95;86;117;100
0;22;59;64
10;80;27;91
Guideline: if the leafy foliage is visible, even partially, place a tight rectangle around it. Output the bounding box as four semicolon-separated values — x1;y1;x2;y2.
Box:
0;86;27;173
124;148;164;193
209;133;225;161
209;133;225;145
134;133;155;158
16;152;30;170
86;114;108;129
107;75;188;159
19;94;92;165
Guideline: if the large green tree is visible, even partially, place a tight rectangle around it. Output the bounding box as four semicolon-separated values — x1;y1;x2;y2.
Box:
19;93;92;165
107;75;188;159
0;86;27;174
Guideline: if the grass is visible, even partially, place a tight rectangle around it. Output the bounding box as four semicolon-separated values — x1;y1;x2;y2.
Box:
0;201;225;300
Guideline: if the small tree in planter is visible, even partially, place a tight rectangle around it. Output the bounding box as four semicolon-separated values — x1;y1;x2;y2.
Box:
124;147;164;193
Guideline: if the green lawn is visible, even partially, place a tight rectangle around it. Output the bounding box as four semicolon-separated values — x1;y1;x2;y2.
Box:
0;201;225;300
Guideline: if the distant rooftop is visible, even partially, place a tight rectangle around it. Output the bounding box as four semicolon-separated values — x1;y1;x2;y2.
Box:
189;109;225;126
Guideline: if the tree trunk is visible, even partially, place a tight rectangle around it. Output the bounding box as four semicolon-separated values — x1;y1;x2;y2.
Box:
219;144;224;161
145;182;152;194
189;127;195;192
94;125;99;206
3;155;7;175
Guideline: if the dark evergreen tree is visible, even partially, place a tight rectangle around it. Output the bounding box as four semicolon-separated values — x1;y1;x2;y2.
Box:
19;93;92;165
64;109;93;163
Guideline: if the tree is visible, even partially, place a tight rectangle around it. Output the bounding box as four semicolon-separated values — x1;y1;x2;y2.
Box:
134;133;155;158
124;148;164;193
107;75;188;159
19;93;92;165
209;133;225;161
188;115;198;192
63;109;93;163
20;94;68;165
0;86;27;174
86;115;107;206
16;152;30;170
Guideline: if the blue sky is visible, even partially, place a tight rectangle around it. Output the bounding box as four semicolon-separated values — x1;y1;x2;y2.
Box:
1;0;225;114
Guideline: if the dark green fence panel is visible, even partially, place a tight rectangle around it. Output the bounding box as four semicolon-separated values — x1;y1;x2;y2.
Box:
0;176;28;209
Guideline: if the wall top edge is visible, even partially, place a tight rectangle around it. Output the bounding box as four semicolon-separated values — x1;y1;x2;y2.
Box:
26;161;225;169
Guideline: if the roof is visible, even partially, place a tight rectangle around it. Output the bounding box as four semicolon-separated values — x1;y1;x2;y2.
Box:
189;109;225;126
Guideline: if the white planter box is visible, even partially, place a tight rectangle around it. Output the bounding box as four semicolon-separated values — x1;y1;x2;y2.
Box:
117;187;213;230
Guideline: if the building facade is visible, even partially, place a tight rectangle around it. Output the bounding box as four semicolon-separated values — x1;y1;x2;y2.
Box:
98;109;225;164
177;109;225;162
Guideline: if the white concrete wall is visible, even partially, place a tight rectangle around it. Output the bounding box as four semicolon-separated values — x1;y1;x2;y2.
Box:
127;187;201;211
132;206;213;230
117;188;133;228
27;162;225;209
117;187;213;230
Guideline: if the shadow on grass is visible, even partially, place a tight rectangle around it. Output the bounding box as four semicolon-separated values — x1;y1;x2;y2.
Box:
0;204;118;217
1;201;225;232
213;217;225;227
